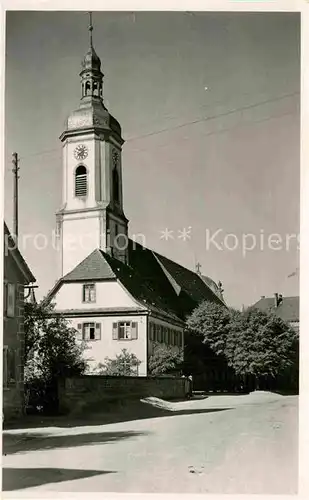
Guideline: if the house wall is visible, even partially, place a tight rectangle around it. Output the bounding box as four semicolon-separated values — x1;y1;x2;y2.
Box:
148;316;184;357
68;314;148;375
3;251;26;420
54;280;141;310
53;282;183;377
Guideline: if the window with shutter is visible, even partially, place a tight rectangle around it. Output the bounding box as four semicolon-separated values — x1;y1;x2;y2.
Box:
80;323;97;341
95;323;101;340
131;322;138;340
153;324;157;342
7;283;15;318
118;322;131;339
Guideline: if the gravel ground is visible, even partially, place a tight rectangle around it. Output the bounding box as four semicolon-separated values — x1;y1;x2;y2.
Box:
2;392;298;495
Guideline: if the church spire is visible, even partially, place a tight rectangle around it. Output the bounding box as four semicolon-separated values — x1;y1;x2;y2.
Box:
80;12;104;102
88;11;93;48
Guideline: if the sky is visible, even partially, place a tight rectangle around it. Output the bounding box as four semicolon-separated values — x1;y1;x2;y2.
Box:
4;10;300;308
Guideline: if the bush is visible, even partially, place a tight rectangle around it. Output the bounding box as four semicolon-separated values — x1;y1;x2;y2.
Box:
24;301;87;414
148;343;183;376
96;349;141;376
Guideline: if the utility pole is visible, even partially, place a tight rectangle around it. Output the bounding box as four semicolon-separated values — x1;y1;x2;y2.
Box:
12;152;19;245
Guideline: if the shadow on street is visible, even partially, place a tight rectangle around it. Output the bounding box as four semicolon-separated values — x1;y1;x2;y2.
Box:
4;401;233;431
3;430;148;455
2;467;115;491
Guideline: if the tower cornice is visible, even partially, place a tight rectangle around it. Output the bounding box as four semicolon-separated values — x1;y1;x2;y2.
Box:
59;126;124;145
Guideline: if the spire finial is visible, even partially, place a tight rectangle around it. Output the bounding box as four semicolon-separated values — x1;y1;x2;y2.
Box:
88;11;93;47
196;262;202;275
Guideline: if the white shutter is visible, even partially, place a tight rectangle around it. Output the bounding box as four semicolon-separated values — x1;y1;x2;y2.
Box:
7;283;15;318
76;323;83;341
131;322;138;340
112;322;118;340
95;323;101;340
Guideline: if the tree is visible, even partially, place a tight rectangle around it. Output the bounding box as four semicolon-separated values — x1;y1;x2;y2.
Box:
24;301;87;412
224;307;299;389
186;300;236;355
148;343;183;376
97;349;141;376
186;300;299;391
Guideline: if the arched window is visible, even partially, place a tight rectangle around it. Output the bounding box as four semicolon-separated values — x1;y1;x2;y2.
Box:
93;81;98;96
85;81;91;96
112;167;120;203
75;165;87;197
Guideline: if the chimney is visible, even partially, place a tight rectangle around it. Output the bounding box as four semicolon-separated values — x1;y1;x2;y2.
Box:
274;293;283;307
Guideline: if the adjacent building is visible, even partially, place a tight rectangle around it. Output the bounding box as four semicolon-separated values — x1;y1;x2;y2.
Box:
46;23;225;375
252;293;299;332
3;223;36;420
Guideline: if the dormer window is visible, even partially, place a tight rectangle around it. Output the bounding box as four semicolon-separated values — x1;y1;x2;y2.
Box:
75;165;87;197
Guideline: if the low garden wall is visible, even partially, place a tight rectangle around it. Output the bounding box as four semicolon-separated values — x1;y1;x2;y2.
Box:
58;375;190;415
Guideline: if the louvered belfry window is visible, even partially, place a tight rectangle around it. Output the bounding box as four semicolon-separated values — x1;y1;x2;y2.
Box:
75;165;87;197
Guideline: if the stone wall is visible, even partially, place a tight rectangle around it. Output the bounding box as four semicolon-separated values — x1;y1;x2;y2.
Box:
58;375;190;415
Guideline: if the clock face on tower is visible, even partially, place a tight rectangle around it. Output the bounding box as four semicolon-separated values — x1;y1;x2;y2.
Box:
74;144;88;161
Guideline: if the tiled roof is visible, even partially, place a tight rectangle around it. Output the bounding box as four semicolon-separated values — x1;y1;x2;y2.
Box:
151;250;224;307
4;222;36;283
252;296;299;323
62;249;116;281
103;249;182;323
47;240;226;323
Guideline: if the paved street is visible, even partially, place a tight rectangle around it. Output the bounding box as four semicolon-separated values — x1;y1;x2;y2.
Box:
2;392;298;495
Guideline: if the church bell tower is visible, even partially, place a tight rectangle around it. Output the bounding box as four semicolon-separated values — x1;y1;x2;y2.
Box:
56;13;129;277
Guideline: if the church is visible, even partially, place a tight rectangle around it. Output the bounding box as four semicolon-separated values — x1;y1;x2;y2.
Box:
46;18;226;376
